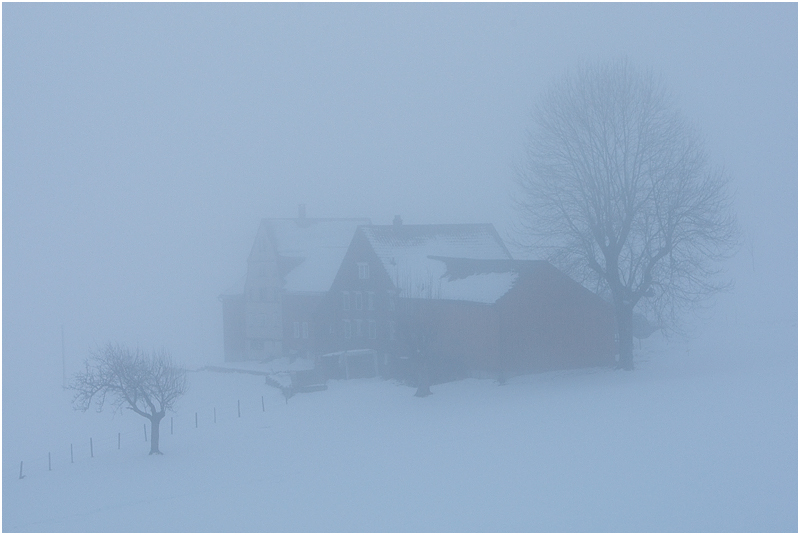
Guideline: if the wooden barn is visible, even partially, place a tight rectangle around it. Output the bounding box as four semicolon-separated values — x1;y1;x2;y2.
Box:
221;212;615;380
315;217;615;381
416;257;616;378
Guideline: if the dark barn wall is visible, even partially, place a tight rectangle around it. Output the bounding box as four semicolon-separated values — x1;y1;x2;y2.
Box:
416;299;500;380
222;294;246;362
497;264;615;373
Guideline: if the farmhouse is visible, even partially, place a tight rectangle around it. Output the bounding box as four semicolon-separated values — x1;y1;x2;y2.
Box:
219;206;370;361
317;219;614;381
221;210;616;380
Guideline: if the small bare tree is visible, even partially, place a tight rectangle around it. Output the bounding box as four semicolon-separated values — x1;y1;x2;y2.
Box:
515;59;738;370
71;343;187;454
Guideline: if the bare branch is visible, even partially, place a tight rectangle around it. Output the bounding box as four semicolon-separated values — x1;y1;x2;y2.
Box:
514;59;739;369
70;343;188;453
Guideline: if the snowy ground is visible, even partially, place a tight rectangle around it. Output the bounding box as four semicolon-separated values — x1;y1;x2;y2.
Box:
3;319;797;532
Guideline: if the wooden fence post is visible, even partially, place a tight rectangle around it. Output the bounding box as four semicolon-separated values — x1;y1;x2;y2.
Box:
48;452;51;471
70;444;74;464
171;417;174;435
195;412;198;428
118;432;121;449
262;396;265;412
144;423;148;442
19;461;23;479
90;437;94;458
238;400;241;418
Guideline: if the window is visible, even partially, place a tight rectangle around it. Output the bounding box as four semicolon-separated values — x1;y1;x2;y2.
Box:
293;322;300;338
368;320;377;340
367;291;375;311
343;320;351;339
342;291;350;310
302;322;309;339
358;263;369;279
354;291;363;311
388;320;396;341
356;319;363;338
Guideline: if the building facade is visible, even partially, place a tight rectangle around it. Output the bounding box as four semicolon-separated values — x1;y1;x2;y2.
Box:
220;207;370;361
222;212;616;379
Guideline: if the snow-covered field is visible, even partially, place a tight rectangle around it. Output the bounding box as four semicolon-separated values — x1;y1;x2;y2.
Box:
3;320;797;532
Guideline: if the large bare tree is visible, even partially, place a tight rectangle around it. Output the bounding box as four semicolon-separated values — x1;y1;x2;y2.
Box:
515;60;738;370
71;344;187;454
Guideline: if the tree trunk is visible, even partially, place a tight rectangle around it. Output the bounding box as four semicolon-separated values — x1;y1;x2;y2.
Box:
414;355;432;397
615;302;635;371
149;414;164;455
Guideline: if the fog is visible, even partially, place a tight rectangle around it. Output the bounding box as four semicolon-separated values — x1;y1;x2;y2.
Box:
3;3;797;532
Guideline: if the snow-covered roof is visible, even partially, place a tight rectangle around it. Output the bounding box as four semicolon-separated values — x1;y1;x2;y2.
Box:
435;269;519;304
268;218;371;293
360;224;515;304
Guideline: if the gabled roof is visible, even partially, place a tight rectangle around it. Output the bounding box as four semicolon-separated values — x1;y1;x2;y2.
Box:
264;217;371;293
359;224;514;303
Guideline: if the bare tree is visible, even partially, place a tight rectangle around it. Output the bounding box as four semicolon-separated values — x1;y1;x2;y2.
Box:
515;59;738;370
396;299;437;397
71;343;187;454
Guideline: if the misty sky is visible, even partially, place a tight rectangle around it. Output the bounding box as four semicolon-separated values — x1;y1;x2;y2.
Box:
3;3;797;385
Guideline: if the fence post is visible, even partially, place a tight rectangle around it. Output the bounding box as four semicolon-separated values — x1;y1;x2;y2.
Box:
19;461;23;479
144;423;148;442
171;417;174;435
90;437;94;458
262;396;265;412
238;400;241;418
195;412;198;428
70;443;74;464
118;432;121;450
48;452;51;471
214;407;216;424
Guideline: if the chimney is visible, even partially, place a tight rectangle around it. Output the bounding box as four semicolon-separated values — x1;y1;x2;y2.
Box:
298;204;306;220
393;215;402;229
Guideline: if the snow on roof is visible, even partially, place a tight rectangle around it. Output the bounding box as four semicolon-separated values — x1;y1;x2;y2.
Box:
436;270;519;304
268;218;371;293
360;224;515;303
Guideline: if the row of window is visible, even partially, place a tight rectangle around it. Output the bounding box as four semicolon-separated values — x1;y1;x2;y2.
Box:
342;319;377;340
249;319;396;348
342;291;373;311
342;290;396;311
341;319;396;340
